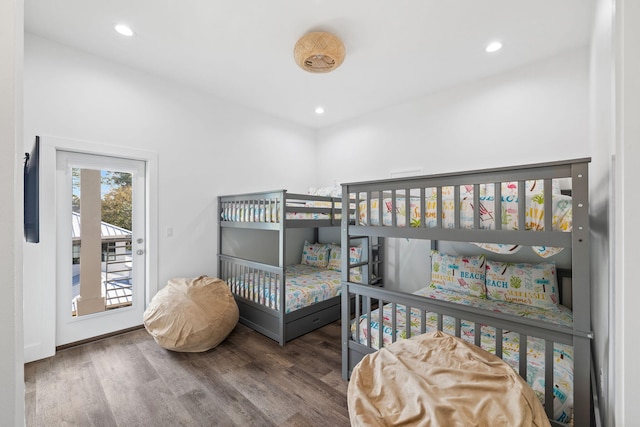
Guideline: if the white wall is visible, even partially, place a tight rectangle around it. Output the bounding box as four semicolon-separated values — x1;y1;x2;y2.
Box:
590;0;614;424
0;0;24;425
317;48;590;184
23;34;318;362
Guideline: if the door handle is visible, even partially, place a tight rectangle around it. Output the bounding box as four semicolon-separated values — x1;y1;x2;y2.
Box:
137;249;144;255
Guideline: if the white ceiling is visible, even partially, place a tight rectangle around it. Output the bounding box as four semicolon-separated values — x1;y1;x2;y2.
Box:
24;1;595;129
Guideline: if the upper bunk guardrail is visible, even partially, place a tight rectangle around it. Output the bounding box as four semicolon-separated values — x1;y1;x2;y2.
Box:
219;189;355;228
341;158;590;248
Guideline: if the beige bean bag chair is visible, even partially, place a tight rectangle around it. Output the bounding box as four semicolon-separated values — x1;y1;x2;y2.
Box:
348;331;550;427
143;276;239;352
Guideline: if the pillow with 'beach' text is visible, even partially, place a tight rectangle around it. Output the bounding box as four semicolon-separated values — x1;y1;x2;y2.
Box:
430;251;486;298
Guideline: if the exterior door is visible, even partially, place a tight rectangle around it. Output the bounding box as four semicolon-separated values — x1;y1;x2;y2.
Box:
55;150;146;345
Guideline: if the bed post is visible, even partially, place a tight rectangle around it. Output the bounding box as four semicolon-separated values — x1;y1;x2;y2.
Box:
570;160;592;427
278;190;286;346
341;185;350;380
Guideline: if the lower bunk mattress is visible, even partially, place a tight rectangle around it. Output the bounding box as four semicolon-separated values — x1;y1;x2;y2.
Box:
228;264;341;313
352;287;574;423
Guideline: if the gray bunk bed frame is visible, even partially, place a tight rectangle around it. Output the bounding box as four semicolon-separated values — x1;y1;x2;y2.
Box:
218;189;350;346
340;158;596;427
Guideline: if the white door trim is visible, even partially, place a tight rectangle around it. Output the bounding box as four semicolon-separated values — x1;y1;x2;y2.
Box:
38;136;158;356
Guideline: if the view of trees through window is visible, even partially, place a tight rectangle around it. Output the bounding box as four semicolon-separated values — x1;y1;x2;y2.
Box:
72;169;133;231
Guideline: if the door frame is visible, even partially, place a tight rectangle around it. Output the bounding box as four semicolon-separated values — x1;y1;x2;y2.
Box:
39;136;158;355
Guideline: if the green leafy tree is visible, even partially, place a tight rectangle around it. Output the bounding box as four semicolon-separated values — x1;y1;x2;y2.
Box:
72;168;133;231
102;185;133;231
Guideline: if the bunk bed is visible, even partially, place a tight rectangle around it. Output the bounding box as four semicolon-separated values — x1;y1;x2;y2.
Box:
340;159;594;427
218;190;380;346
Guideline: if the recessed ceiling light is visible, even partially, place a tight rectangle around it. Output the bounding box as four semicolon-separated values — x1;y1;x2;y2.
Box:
115;24;134;37
315;106;325;115
485;41;503;53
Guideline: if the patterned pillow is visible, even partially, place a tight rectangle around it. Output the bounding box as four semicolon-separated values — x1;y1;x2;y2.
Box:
327;244;341;270
308;183;342;197
300;241;330;268
328;244;363;270
430;251;486;298
485;261;559;309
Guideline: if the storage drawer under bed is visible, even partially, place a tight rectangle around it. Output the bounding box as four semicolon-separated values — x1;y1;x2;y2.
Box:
285;298;341;341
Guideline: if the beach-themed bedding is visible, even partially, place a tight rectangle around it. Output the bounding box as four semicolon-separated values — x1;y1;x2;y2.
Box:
228;264;341;313
356;182;572;257
348;331;550;427
352;286;574;423
221;199;344;223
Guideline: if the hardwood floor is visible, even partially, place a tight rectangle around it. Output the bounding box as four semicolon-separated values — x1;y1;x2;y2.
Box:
25;321;351;427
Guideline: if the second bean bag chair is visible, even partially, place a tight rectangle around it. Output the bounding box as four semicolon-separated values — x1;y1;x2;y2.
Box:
143;276;239;352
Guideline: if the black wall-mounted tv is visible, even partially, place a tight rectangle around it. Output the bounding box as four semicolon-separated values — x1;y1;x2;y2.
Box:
24;136;40;243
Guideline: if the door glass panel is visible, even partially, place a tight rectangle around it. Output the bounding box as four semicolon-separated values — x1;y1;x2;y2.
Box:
72;168;133;317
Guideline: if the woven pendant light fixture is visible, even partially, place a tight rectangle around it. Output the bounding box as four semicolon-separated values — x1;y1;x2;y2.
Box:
293;31;346;73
